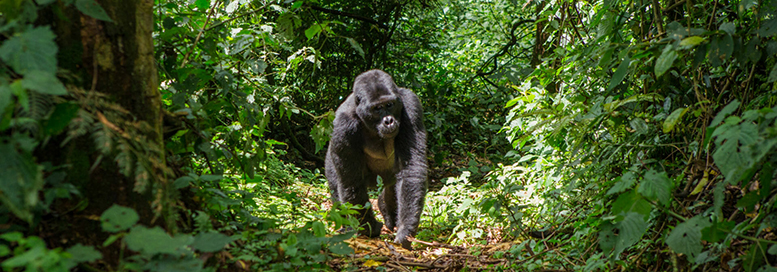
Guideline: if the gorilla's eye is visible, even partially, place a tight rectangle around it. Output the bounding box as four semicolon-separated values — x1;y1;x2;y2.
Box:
385;102;393;108
374;105;382;111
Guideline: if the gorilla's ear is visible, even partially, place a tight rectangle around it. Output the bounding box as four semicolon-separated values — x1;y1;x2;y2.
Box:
355;95;361;105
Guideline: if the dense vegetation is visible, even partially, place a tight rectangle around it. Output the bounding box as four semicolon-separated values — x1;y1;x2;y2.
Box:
1;0;777;271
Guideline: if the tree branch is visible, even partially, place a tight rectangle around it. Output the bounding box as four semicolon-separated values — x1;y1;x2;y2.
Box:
306;5;388;29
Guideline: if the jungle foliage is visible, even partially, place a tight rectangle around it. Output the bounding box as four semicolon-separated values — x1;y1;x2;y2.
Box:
1;0;777;271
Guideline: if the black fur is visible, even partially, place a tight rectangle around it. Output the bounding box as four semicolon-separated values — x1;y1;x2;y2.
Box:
325;70;428;250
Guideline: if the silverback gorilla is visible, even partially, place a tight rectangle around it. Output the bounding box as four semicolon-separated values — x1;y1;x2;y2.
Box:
325;69;428;250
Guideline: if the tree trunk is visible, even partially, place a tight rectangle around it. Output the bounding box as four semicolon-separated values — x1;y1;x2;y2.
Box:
41;0;163;265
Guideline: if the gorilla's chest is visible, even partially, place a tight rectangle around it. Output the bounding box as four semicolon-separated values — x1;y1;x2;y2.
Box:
363;139;396;173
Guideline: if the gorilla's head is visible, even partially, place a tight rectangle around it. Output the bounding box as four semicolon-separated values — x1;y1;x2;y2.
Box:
353;70;404;139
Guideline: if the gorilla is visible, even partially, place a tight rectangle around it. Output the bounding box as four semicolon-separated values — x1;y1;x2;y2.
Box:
325;69;428;250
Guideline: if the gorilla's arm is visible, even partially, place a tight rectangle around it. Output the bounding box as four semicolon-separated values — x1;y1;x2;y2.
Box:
393;87;428;248
325;97;383;237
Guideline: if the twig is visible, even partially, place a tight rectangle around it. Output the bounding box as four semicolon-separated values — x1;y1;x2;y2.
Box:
395;260;447;268
662;0;687;13
407;237;461;249
306;4;387;29
180;2;217;68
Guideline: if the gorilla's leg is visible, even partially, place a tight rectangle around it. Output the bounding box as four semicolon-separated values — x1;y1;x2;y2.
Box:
341;183;383;237
378;180;398;231
327;179;340;204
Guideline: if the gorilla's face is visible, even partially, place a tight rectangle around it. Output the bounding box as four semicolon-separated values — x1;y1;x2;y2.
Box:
357;94;403;139
353;72;404;139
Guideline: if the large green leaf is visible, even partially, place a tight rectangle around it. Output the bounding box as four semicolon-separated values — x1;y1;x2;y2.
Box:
757;18;777;37
709;100;740;127
663;107;688;133
743;241;768;272
346;38;365;58
603;93;664;112
607;171;637;195
191;232;232;252
666;215;710;260
614;212;648;257
655;45;678;77
611;190;651;219
125;226;193;254
638;169;672;206
305;24;323;40
42;102;80;135
607;54;630;91
66;244;102;263
75;0;113;22
21;70;67;95
712;121;760;183
598;222;616;253
100;205;139;232
194;0;210;10
0;27;57;75
680;36;705;47
0;143;43;223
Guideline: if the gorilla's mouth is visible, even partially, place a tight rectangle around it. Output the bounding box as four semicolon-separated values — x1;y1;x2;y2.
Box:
378;123;399;138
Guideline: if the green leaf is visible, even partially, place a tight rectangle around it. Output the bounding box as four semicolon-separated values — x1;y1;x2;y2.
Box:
666;215;710;260
709;99;740;127
720;22;735;35
655;45;678;77
0;27;57;75
769;64;777;83
712;122;759;183
21;70;67;95
192;232;231;252
639;169;672;205
291;0;303;9
757;266;777;272
312;221;326;237
709;35;734;66
679;36;705;47
743;241;768;272
194;0;210;10
607;54;630;91
603;93;664;112
713;182;725;219
100;205;139;232
75;0;113;22
173;176;194;189
701;219;734;243
0;84;11;113
736;190;765;212
200;174;223;182
629;118;648;135
757;19;777;37
663;107;688;133
0;143;43;223
42;102;80;135
598;222;616;253
66;244;102;263
305;24;322;40
607;171;637;195
346;38;365;58
611;190;651;219
328;241;353;255
125;226;192;254
614;212;648;256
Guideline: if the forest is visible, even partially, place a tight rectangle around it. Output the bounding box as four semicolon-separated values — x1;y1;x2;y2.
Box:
1;0;777;271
